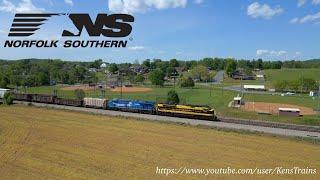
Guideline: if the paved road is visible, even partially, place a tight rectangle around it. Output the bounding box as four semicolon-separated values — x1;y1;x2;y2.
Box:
213;70;224;84
16;101;320;139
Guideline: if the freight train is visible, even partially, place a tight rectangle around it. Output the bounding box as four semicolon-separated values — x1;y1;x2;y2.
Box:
12;93;218;121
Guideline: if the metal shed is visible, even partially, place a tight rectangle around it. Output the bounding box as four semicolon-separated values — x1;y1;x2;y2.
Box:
278;108;301;117
243;85;266;91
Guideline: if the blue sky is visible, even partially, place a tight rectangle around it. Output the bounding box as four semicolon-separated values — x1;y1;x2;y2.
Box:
0;0;319;62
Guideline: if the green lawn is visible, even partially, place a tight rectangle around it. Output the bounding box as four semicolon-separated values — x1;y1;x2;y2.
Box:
23;84;320;126
265;68;320;88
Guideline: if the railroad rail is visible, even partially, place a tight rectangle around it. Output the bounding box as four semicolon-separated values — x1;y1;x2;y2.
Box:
219;117;320;133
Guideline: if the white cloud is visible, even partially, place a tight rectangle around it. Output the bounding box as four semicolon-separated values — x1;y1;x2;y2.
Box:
291;12;320;24
298;0;307;7
247;2;283;19
108;0;188;14
301;12;320;23
194;0;203;4
256;49;288;57
64;0;73;6
128;46;145;51
0;0;44;13
297;0;320;6
312;0;320;4
290;17;299;23
256;49;269;56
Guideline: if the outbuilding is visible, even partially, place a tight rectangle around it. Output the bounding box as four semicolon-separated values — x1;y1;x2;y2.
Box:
0;88;10;99
278;108;301;117
243;85;266;91
309;91;318;97
233;96;243;106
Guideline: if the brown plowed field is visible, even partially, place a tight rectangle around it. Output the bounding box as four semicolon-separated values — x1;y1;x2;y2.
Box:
0;106;319;179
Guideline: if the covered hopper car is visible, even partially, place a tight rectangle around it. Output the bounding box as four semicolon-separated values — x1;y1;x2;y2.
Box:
84;98;108;109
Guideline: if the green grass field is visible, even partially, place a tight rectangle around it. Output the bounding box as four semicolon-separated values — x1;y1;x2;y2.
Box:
265;68;320;87
23;84;320;126
0;106;319;179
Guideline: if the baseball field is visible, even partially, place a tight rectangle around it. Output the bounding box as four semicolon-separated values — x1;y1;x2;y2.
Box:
0;105;319;179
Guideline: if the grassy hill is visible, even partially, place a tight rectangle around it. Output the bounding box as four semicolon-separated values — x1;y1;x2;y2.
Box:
0;106;319;179
265;68;320;85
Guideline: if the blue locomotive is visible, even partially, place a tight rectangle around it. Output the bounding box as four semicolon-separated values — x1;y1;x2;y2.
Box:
107;99;156;114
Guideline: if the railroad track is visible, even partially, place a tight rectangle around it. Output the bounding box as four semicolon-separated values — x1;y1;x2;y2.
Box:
219;117;320;133
13;101;320;139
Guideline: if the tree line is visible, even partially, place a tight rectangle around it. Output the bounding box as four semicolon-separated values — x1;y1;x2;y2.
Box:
0;59;101;88
0;58;319;89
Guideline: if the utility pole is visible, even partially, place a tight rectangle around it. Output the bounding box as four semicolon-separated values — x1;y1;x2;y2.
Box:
300;72;304;95
318;81;320;113
241;76;244;98
171;71;178;89
118;70;123;99
120;72;123;99
210;81;212;97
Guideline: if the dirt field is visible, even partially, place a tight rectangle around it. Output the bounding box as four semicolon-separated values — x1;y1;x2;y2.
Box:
59;84;104;91
111;87;152;93
242;102;317;115
0;106;319;179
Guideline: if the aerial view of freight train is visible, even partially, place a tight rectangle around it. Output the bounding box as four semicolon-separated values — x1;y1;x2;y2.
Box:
12;93;218;121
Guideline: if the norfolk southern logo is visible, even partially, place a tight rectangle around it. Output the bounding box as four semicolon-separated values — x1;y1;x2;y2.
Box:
4;13;134;48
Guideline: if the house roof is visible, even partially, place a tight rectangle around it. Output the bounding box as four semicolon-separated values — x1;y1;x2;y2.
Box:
243;85;265;89
278;108;300;112
0;88;10;91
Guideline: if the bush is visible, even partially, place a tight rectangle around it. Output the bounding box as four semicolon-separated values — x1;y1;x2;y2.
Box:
135;74;145;83
167;90;180;105
3;92;13;105
179;77;195;88
75;89;85;100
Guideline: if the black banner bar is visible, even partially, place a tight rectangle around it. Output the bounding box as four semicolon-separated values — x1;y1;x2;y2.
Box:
13;18;48;22
11;23;43;27
10;28;39;32
8;33;34;37
15;14;60;17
